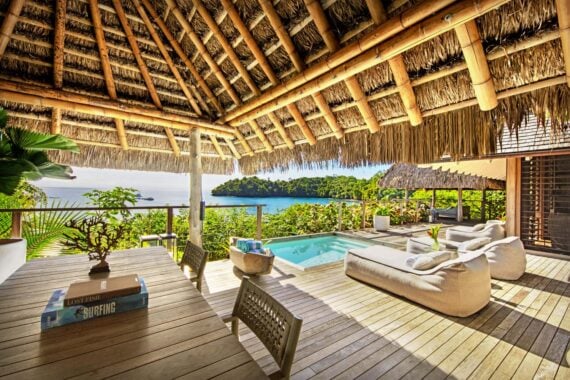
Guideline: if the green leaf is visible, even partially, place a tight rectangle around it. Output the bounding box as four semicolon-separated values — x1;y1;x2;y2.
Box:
0;158;39;176
4;127;79;153
0;176;22;196
0;108;7;130
36;162;76;180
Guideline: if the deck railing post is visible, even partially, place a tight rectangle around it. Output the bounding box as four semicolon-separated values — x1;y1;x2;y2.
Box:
11;211;22;238
361;201;366;229
256;205;262;240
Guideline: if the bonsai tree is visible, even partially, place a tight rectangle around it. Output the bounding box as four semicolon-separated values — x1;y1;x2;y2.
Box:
0;108;79;195
64;215;126;274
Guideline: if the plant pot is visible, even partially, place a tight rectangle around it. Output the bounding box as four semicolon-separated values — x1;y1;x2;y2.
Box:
373;216;390;231
89;259;110;275
0;239;26;284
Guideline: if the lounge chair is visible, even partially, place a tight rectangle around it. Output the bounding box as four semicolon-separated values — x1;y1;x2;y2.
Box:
345;246;490;317
458;236;526;280
229;237;275;275
434;206;471;220
445;220;505;243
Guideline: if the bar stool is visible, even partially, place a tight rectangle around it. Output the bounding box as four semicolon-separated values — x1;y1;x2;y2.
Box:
140;234;162;248
160;233;178;261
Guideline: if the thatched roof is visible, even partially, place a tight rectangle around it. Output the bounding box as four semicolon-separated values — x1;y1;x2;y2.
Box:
0;0;568;174
378;163;506;190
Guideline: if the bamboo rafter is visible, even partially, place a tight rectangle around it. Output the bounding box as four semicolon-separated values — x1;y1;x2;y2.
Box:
53;0;66;90
220;0;457;124
209;136;226;160
0;0;25;59
140;0;223;115
455;20;498;111
165;0;242;106
51;108;61;135
224;137;241;160
225;0;510;126
555;0;570;87
388;55;423;126
88;0;129;151
234;129;254;156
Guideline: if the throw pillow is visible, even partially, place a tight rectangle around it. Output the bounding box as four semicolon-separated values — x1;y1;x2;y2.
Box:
459;237;492;252
406;251;453;271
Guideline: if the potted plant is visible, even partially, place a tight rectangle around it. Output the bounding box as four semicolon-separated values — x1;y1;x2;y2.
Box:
374;205;391;231
64;215;126;274
0;108;78;283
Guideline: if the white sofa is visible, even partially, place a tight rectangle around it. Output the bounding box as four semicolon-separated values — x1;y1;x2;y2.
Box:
446;221;505;243
345;246;491;317
459;236;526;280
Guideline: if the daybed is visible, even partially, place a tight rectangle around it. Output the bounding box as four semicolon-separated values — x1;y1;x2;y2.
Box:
345;246;490;317
229;237;274;275
445;220;505;242
434;206;471;220
458;236;526;280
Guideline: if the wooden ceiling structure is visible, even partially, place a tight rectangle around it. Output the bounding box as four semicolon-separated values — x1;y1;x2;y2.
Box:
0;0;568;174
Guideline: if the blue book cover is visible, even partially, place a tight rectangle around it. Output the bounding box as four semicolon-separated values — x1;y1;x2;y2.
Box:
41;278;148;330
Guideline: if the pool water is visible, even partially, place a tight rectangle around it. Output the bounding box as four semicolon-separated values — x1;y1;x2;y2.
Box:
265;235;374;270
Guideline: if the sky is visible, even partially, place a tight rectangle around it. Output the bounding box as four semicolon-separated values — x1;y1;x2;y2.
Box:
37;163;389;193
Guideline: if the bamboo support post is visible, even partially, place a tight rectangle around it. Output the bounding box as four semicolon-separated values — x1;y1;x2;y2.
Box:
209;136;227;160
189;128;203;246
457;188;463;222
387;55;423;126
53;0;66;89
140;0;221;114
11;211;22;239
224;0;506;125
556;0;570;87
165;0;242;106
256;205;263;240
455;20;498;110
481;189;487;222
221;0;457;123
224;137;241;159
51;108;61;135
0;80;236;137
0;0;25;59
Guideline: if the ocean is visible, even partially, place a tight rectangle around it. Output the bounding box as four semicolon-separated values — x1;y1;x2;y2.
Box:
41;187;352;214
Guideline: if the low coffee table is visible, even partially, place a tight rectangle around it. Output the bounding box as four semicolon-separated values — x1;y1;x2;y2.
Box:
406;236;461;254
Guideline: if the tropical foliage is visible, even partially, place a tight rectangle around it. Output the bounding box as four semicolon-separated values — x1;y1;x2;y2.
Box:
0;108;79;195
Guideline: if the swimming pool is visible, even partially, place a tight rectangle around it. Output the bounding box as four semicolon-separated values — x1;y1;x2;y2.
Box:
265;234;375;270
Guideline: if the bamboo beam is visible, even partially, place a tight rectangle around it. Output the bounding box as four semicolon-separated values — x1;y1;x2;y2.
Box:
365;0;388;24
388;55;423;126
224;137;241;159
312;92;344;139
257;0;317;145
285;104;316;145
131;0;202;117
165;0;242;106
249;120;274;152
267;112;295;149
140;0;222;114
112;0;162;108
0;0;25;59
209;135;227;160
234;129;254;156
555;0;570;87
220;0;457;123
164;127;181;156
455;20;498;110
0;80;236;137
53;0;66;89
89;0;132;151
51;108;61;134
304;0;339;52
344;76;380;133
258;0;304;73
227;0;509;125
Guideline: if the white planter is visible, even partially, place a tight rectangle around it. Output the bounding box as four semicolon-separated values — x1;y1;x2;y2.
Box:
373;216;390;231
0;239;26;284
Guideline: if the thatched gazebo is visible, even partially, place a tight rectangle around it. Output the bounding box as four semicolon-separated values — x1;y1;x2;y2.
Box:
0;0;568;247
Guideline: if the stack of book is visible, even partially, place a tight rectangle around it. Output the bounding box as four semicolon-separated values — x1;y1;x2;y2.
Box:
41;274;148;330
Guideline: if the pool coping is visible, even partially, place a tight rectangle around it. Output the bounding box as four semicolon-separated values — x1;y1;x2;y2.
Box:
265;232;379;272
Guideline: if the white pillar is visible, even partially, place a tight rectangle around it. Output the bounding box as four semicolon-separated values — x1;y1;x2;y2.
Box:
457;187;463;222
189;128;202;246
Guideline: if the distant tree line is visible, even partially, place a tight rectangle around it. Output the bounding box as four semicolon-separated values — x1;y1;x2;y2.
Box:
211;175;386;200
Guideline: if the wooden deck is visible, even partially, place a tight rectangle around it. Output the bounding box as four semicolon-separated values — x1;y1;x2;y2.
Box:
201;230;570;379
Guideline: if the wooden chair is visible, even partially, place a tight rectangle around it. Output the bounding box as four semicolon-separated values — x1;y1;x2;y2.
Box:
223;278;303;379
179;240;208;293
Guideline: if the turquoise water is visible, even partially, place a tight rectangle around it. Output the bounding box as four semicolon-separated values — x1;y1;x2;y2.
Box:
41;187;353;214
265;235;374;269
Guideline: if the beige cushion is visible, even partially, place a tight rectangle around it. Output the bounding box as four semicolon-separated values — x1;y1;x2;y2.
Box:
406;251;453;270
345;246;491;317
459;237;492;252
475;236;526;280
446;223;505;243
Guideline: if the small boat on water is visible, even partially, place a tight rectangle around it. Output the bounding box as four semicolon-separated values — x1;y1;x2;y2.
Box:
135;193;154;201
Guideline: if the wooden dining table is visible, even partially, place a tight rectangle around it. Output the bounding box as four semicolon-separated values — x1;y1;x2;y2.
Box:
0;247;267;379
